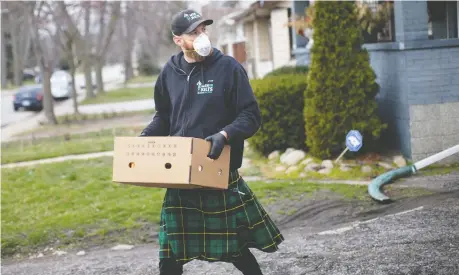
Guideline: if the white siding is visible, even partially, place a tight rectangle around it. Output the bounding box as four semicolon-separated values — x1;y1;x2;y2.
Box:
270;8;291;69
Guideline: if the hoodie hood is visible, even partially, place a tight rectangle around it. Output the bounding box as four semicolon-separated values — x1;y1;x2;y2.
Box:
167;47;224;84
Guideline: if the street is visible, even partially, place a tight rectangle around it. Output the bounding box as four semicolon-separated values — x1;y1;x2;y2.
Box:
1;65;125;130
1;90;41;128
0;64;147;142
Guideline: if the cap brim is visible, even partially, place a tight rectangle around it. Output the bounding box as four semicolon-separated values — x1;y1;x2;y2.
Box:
184;19;213;34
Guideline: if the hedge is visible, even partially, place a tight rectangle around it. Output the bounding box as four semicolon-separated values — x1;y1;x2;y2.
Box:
249;74;308;156
304;1;387;158
264;65;309;78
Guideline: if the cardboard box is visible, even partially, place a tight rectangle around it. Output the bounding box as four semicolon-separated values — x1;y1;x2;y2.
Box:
112;136;231;189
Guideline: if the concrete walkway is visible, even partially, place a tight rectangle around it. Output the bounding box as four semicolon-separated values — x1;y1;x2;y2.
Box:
1;151;114;169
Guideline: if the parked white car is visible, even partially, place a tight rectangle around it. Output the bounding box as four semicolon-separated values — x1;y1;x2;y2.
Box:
50;70;73;99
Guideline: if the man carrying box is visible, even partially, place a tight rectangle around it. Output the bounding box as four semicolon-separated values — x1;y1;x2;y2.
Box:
140;9;284;275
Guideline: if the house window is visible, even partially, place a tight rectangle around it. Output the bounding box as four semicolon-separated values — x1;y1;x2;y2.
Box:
359;0;395;44
427;1;458;40
292;0;309;49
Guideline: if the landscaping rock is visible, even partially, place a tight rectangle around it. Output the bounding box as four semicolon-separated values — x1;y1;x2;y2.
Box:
305;163;321;172
301;158;314;165
318;167;332;174
361;165;373;173
299;172;306;177
111;244;134;251
37;253;44;258
393;155;407;167
321;160;334;169
52;250;67;256
281;150;306;166
279;148;295;160
378;161;393;170
275;166;287;172
285;166;299;174
340;165;351;172
76;251;86;256
268;150;280;160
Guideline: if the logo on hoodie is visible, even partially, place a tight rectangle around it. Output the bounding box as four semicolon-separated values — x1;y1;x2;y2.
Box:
196;80;213;95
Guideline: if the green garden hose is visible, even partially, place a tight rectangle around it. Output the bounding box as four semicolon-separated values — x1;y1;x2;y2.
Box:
368;144;459;203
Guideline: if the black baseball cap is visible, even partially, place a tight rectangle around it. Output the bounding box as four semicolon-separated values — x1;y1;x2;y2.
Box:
171;9;213;36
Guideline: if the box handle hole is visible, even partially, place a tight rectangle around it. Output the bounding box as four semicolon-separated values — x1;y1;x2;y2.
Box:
198;165;203;172
165;163;172;169
128;162;135;168
218;169;222;176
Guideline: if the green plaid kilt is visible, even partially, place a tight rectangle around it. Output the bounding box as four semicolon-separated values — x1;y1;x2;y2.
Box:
159;170;284;264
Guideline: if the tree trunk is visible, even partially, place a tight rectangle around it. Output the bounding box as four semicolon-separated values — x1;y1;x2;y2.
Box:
70;69;78;114
41;66;57;124
83;58;95;98
1;31;7;89
82;2;95;98
11;33;23;86
67;40;79;114
95;58;104;94
124;55;134;83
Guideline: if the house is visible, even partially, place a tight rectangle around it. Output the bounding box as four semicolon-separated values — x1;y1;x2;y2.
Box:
293;0;459;163
217;0;300;79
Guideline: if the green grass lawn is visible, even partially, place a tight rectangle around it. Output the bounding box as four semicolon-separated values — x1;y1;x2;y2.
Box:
80;87;153;105
2;79;35;91
1;157;370;257
1;127;144;164
127;75;157;84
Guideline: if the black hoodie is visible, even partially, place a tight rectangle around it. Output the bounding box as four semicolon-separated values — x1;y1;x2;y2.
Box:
140;48;261;172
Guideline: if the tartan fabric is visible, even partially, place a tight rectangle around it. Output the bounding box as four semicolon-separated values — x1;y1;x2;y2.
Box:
158;171;284;264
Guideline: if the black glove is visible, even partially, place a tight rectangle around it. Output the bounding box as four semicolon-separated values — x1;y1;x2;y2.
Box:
205;133;227;160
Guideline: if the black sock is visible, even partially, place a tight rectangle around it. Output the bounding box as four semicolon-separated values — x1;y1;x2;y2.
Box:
232;248;264;275
159;258;184;275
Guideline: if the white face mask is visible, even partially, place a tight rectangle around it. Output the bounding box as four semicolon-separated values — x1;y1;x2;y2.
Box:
193;33;212;57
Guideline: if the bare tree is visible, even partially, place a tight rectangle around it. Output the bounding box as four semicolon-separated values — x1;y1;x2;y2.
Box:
93;0;121;94
82;2;94;98
63;34;79;115
134;1;186;67
25;1;57;124
120;1;137;83
1;13;7;89
52;23;80;115
2;1;32;86
57;1;95;99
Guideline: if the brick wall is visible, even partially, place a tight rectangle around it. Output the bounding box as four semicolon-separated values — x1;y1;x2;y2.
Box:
367;43;459;160
405;47;459;105
394;1;429;41
368;49;412;157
